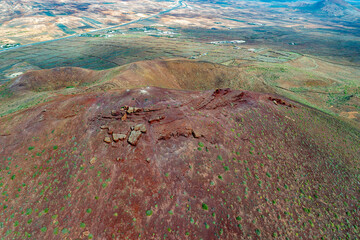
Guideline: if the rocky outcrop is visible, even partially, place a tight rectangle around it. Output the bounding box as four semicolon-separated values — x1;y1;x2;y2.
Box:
125;106;142;114
268;96;295;107
148;115;165;123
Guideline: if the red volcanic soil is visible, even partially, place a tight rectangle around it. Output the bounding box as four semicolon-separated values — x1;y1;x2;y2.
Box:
7;67;104;92
0;87;359;239
5;60;271;94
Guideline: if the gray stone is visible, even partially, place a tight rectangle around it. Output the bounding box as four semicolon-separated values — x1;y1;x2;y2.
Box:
111;110;121;116
134;123;147;133
128;130;142;146
127;107;134;114
104;136;111;143
113;133;127;142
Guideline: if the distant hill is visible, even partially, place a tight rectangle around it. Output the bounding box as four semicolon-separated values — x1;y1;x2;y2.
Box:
2;58;360;123
297;0;360;18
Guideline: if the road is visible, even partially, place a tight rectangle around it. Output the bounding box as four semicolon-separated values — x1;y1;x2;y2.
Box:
0;0;187;53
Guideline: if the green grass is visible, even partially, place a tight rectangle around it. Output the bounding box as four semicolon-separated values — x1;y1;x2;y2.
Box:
202;203;208;211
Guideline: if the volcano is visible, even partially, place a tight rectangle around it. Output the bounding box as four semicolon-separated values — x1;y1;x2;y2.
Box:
0;63;359;239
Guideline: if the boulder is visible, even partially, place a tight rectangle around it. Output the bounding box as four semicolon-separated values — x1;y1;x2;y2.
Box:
134;123;147;133
104;136;111;143
127;107;134;114
128;130;142;146
111;110;121;116
192;129;201;138
113;133;127;142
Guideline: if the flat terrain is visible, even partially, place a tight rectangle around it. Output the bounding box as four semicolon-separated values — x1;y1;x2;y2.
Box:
1;0;359;46
0;0;180;45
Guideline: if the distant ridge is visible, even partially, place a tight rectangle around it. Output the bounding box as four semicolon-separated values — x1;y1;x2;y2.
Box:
297;0;360;18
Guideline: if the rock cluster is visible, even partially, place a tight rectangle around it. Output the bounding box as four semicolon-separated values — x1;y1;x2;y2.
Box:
101;115;147;146
128;124;147;146
113;133;127;142
268;97;295;108
124;106;142;114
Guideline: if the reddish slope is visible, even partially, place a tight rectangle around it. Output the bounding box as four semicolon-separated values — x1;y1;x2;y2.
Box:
0;87;359;239
5;60;270;94
7;67;104;92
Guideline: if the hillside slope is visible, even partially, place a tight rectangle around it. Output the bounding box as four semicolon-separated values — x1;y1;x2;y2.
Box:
0;86;359;239
297;0;360;19
7;67;105;92
2;58;359;123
